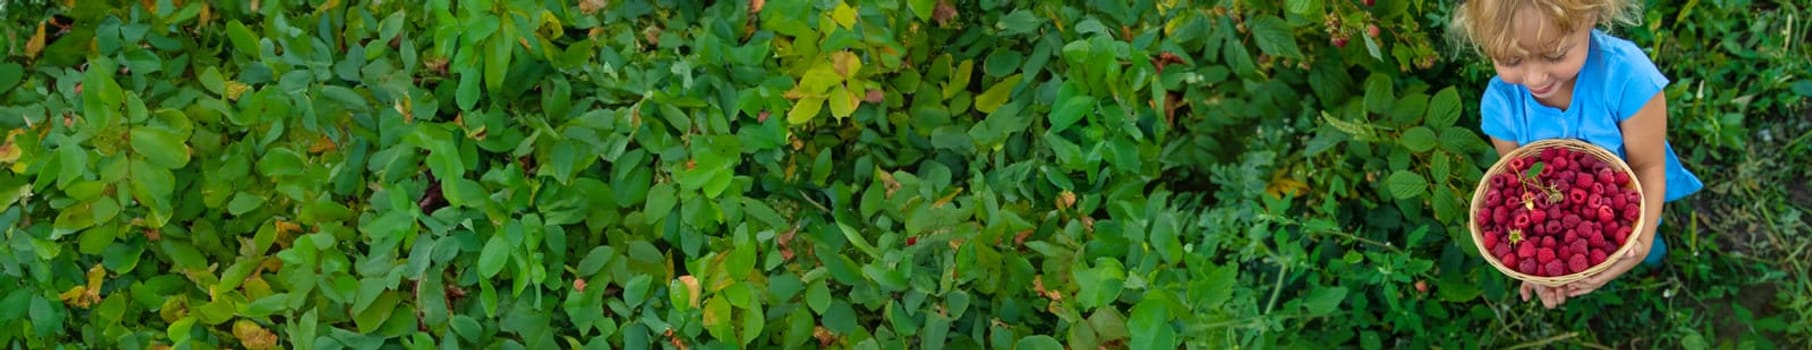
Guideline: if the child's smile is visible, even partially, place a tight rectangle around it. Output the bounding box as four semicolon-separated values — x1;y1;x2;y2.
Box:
1491;6;1595;110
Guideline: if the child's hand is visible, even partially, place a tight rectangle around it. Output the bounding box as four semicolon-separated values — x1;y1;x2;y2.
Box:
1518;236;1652;308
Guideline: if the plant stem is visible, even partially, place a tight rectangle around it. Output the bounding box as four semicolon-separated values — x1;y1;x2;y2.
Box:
1505;332;1578;350
1320;229;1403;253
1264;264;1290;315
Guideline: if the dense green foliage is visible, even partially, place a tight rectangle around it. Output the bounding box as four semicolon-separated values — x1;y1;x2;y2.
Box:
0;0;1807;349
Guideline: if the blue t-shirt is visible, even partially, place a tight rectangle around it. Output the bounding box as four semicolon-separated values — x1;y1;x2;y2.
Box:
1479;29;1704;202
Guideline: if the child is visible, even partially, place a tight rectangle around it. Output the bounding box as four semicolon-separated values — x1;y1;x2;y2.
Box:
1450;0;1704;309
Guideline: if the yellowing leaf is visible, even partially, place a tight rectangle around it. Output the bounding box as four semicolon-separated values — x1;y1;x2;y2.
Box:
788;97;824;124
831;1;858;30
1266;169;1309;198
677;275;701;307
25;23;46;59
828;85;858;119
0;129;23;163
974;74;1022;113
224;81;251;101
233;320;279;350
831;51;862;79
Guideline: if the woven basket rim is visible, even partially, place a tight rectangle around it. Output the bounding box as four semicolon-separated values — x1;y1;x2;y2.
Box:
1469;139;1648;287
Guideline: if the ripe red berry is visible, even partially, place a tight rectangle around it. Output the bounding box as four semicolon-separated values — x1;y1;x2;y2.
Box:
1513;212;1531;229
1593;183;1606;195
1613;193;1627;208
1494;244;1513;259
1553;157;1570;170
1332;36;1349;48
1542;236;1557;249
1519;259;1538;275
1568;254;1589;273
1509;158;1526;170
1484;232;1500;250
1563;229;1578;244
1571;239;1589;254
1589;234;1606;250
1590;249;1608;265
1530;209;1547;223
1537;248;1556;263
907;237;918;246
1569;189;1587;205
1613;227;1630;245
1613;170;1631;185
1518;242;1536;258
1364;0;1375;6
1544;261;1566;276
1597;168;1614;185
1624;204;1641;221
1598;205;1616;223
1588;194;1604;208
1368;25;1380;38
1541;148;1558;161
1563;214;1581;226
1576;172;1595;188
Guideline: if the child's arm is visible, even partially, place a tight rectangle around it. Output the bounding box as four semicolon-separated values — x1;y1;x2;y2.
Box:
1568;91;1670;296
1489;138;1518;158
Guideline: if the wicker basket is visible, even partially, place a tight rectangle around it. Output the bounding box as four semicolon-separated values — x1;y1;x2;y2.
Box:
1468;139;1647;287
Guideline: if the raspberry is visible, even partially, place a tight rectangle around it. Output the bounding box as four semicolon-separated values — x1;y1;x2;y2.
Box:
1494;208;1510;225
1509;158;1526;170
1477;210;1493;226
1593;183;1606;195
1624;204;1640;221
1520;259;1539;275
1513;212;1531;229
1563;229;1578;244
1568;254;1589;273
1563;214;1581;226
1613;227;1629;245
1553;157;1569;171
1568;189;1588;205
1588;194;1604;208
1613;193;1628;208
1576;172;1595;188
1613;170;1630;185
1530;210;1546;223
1518;242;1536;258
1590;249;1608;265
1597;168;1615;185
1571;239;1589;254
1537;248;1556;263
1545;222;1561;236
1505;174;1522;187
1495;244;1513;260
1544;261;1566;276
1541;148;1559;161
1598;205;1616;223
1485;232;1500;250
1542;236;1557;248
1589;232;1606;249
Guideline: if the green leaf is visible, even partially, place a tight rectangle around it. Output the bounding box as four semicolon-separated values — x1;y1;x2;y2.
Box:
1427;87;1462;129
131;128;190;169
945;59;973;99
226;20;259;58
787;97;824;125
1364;73;1394;115
354;292;398;334
1400;127;1437;153
996;10;1043;36
1049;96;1094;134
478;235;510;278
1127;298;1176;350
577;246;615;276
1286;0;1323;15
644;183;677;221
806;280;831;314
226;192;266;216
1016;335;1063;350
1250;16;1303;59
1525;162;1545;179
909;0;935;21
0;63;23;92
457;70;481;111
703;296;733;342
321;86;369;111
1432;151;1452;183
974;74;1021;114
1386;170;1426;199
1074;258;1126;310
984;49;1023;77
1302;286;1348;316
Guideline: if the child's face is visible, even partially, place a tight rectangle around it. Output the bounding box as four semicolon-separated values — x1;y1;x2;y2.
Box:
1491;6;1594;101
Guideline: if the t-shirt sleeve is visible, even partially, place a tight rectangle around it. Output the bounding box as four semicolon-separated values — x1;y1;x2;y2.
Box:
1478;81;1517;143
1608;46;1670;121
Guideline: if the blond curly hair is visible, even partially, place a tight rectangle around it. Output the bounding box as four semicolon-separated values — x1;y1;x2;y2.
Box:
1450;0;1645;59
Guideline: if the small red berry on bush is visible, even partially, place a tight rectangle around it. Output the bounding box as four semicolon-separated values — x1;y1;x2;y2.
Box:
1364;0;1375;6
1368;25;1381;37
1332;36;1349;48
